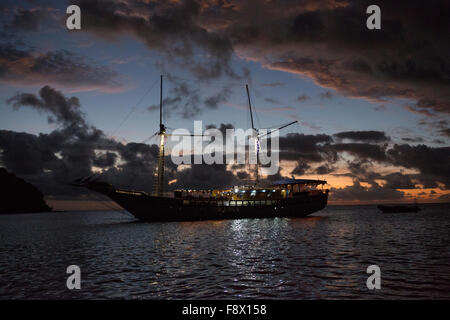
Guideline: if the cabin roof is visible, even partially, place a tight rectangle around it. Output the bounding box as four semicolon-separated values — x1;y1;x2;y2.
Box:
270;178;327;186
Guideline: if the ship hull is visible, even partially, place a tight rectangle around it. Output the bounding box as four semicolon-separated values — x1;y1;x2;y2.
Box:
106;191;328;222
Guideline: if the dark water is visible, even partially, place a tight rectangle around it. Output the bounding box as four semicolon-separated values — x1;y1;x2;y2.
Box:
1;204;449;299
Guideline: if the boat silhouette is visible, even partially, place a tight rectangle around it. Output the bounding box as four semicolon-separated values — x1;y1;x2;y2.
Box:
377;204;421;213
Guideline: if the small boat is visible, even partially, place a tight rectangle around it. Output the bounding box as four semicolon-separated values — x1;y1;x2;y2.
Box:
377;204;421;213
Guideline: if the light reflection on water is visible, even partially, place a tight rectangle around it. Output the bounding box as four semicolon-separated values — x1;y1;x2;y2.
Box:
0;204;449;299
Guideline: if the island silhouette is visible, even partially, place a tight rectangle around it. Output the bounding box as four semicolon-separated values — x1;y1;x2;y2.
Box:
0;168;51;214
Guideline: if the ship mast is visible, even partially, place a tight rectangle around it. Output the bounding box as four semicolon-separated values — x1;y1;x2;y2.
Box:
245;84;298;186
246;84;259;185
153;75;166;197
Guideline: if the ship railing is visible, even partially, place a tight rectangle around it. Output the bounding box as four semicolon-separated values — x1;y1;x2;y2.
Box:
115;189;147;196
182;199;282;207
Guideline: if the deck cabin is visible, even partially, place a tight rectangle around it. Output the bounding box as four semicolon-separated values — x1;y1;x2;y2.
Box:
174;179;328;202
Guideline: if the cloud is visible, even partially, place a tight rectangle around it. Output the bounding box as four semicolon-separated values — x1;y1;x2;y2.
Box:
418;119;450;139
261;81;285;87
93;152;117;168
264;97;281;105
8;8;42;32
440;128;450;138
297;94;310;102
331;181;405;202
291;161;310;176
148;80;202;119
382;172;416;189
0;43;124;92
204;87;231;109
279;133;336;163
74;0;235;79
401;137;424;143
7;85;84;126
227;0;450;115
6;7;61;32
148;75;233;119
205;123;234;137
4;0;449;116
373;105;386;112
403;104;435;117
387;144;450;188
333;143;387;162
173;163;237;190
319;91;334;99
315;164;334;175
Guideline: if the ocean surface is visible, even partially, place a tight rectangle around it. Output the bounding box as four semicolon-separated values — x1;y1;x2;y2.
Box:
0;204;449;299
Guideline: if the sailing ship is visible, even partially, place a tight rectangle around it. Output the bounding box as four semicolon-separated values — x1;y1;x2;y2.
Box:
74;76;329;222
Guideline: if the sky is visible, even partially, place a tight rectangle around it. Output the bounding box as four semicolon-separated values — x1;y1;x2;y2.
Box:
0;0;449;209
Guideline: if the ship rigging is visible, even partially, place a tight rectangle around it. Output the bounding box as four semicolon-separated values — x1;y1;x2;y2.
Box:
151;75;299;196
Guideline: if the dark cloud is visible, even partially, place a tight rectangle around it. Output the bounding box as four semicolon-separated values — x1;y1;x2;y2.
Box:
93;152;117;168
404;104;435;117
222;0;450;115
9;8;41;31
173;163;237;190
315;164;334;175
373;105;386;112
382;172;416;189
402;137;424;143
344;160;383;185
261;82;285;87
6;7;60;32
0;43;122;92
387;144;450;188
331;181;405;202
334;131;390;143
205;123;234;137
236;171;249;180
333;143;387;162
279;133;336;163
74;0;235;79
7;86;84;126
4;0;450;116
418;119;450;140
149;81;201;119
297;94;310;102
264;97;281;105
440;128;450;138
319;91;334;99
148;75;233;119
291;162;310;176
204;87;231;109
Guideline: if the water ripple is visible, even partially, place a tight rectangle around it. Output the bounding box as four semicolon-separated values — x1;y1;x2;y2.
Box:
0;204;449;299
